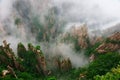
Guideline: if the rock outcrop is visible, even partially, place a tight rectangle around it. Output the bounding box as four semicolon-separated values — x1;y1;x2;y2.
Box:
55;58;72;71
96;32;120;53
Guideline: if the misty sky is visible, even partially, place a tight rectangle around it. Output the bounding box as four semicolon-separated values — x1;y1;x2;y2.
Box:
0;0;120;30
52;0;120;30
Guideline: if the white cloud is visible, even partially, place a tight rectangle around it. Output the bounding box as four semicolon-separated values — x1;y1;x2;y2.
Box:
52;0;120;30
0;0;15;20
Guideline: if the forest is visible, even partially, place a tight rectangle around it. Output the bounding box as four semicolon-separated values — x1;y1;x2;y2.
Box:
0;0;120;80
0;31;120;80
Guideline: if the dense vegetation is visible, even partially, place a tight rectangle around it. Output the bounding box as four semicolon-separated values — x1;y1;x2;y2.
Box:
1;11;120;79
0;32;120;80
1;0;120;80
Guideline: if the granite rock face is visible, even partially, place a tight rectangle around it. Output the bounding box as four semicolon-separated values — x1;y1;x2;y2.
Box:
96;32;120;53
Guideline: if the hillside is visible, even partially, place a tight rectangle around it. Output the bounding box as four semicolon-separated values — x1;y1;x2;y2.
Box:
96;32;120;53
0;32;120;80
0;0;120;80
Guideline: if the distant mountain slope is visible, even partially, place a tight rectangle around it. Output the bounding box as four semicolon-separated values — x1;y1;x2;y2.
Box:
102;23;120;36
96;32;120;53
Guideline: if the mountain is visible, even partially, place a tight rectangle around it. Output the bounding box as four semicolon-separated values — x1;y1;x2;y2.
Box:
102;23;120;36
96;32;120;53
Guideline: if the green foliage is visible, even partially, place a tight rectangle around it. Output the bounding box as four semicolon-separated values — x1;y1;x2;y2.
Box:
15;18;21;25
22;51;37;73
0;75;16;80
0;66;6;73
46;76;56;80
17;42;27;59
72;67;87;78
1;35;120;80
17;43;38;73
17;72;34;80
105;38;120;44
85;42;101;56
94;64;120;80
35;45;41;50
86;52;120;79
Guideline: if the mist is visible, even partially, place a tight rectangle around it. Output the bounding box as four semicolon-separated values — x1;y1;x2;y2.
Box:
54;43;88;67
52;0;120;30
0;0;120;67
1;0;120;39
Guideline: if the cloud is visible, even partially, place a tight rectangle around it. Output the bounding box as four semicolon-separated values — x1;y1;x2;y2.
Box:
42;43;89;68
56;43;88;67
52;0;120;30
0;0;15;21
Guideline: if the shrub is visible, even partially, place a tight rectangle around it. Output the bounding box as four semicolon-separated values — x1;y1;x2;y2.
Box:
94;64;120;80
86;52;120;79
